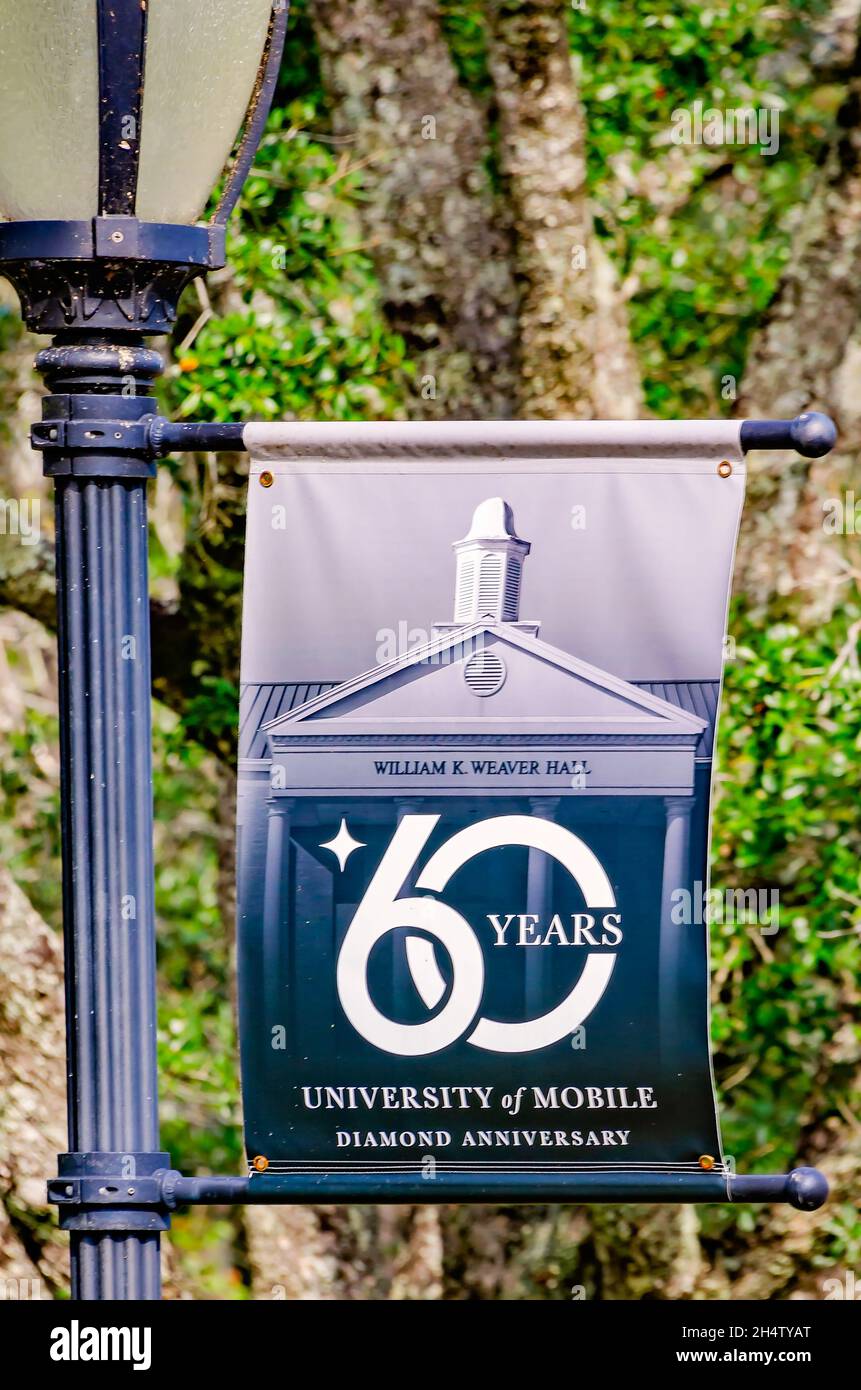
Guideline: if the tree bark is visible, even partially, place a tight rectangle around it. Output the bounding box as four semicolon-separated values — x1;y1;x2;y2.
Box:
735;69;861;614
0;869;209;1301
486;0;642;418
310;0;519;419
0;867;68;1298
0;532;56;634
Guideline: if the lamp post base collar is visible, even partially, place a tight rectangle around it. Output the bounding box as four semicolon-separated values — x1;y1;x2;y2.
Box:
32;339;163;478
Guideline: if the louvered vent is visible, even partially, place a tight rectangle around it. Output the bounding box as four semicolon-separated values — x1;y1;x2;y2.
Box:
502;558;522;620
454;555;476;622
463;650;507;697
477;554;503;615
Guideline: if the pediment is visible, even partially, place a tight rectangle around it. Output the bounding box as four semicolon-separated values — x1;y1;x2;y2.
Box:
263;623;705;742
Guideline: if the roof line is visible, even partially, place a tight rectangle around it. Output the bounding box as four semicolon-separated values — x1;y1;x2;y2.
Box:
262;623;708;734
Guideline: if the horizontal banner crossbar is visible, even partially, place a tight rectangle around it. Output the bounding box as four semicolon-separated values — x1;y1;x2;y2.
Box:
160;1167;827;1210
240;414;835;462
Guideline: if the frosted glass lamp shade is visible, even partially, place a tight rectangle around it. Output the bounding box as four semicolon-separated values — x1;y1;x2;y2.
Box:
136;0;275;224
0;0;275;225
0;4;100;220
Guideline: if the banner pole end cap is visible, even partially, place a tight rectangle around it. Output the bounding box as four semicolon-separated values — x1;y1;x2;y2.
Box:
791;412;837;458
787;1166;829;1211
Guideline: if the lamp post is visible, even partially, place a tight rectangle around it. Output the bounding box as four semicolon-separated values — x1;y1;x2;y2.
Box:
0;0;287;1302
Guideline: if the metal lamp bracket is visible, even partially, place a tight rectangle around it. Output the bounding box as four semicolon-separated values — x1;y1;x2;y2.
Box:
49;1152;173;1233
29;409;841;478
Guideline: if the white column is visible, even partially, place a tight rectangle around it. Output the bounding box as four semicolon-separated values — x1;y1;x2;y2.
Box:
659;795;693;1066
262;798;292;1018
525;796;560;1016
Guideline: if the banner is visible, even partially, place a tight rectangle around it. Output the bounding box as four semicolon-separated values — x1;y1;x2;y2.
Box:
237;421;746;1198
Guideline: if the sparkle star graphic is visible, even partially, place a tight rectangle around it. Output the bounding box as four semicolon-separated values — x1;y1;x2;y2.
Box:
320;818;366;871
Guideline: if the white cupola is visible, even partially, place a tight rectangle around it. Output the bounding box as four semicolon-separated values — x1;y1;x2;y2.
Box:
453;498;530;622
433;498;540;638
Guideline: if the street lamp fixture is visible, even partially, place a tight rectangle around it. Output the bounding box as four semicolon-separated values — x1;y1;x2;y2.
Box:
0;0;285;336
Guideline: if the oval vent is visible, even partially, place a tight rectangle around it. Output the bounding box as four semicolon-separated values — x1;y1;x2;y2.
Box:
463;650;506;697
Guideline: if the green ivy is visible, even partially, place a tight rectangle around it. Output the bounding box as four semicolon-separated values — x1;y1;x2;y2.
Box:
711;604;861;1178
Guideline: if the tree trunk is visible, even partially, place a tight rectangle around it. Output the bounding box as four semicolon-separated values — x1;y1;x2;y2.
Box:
735;67;861;615
0;867;68;1298
310;0;519;419
486;0;642;418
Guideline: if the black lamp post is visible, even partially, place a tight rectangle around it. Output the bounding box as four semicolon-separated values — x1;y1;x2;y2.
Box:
0;0;287;1302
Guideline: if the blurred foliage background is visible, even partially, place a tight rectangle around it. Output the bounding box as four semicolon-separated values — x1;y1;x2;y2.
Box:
0;0;859;1298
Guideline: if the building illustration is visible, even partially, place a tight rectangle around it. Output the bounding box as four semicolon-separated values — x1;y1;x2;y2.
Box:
237;498;716;1080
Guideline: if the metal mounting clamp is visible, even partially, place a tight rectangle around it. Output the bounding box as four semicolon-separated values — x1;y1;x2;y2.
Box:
31;393;159;478
31;408;249;473
48;1152;173;1233
31;418;152;454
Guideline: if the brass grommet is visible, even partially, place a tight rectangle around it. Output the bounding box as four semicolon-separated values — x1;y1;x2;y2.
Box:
252;1155;269;1172
259;471;274;488
699;1154;716;1170
717;460;733;478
